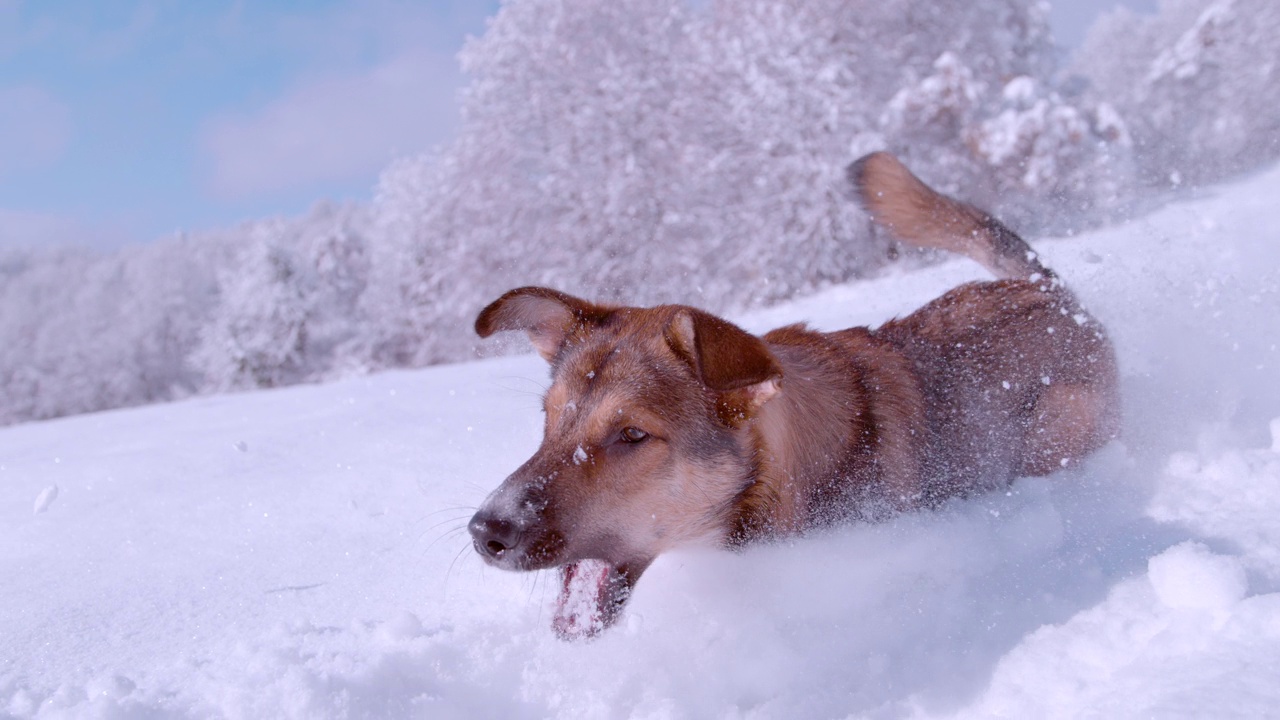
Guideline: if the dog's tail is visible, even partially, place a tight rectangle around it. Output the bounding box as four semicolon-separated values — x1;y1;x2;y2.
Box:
848;152;1053;281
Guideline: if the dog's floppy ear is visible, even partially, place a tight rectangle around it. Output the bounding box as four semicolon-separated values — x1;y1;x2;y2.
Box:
666;308;781;420
476;287;610;361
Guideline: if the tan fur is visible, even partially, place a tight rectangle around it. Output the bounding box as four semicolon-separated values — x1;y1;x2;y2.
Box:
849;151;1054;280
468;152;1121;637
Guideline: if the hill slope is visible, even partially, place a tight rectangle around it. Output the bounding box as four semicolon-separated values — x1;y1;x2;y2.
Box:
3;164;1280;718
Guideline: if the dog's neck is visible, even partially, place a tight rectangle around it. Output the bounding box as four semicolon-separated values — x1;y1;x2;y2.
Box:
724;328;930;544
722;339;862;542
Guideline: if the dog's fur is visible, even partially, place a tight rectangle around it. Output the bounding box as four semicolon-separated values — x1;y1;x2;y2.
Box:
468;152;1120;638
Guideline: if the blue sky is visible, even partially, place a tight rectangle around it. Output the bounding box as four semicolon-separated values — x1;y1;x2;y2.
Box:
0;0;498;249
0;0;1151;251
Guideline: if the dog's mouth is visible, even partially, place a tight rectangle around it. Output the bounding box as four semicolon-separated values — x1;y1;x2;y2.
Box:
553;559;634;640
470;505;650;638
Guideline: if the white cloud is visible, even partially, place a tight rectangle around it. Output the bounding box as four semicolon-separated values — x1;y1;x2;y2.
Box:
0;207;139;251
199;45;462;200
196;0;495;201
0;85;71;179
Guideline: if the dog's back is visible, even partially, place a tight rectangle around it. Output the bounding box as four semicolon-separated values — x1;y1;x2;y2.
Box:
850;152;1120;500
731;155;1121;532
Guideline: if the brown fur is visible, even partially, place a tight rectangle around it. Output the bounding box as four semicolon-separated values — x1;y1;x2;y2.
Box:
849;152;1055;281
468;152;1120;638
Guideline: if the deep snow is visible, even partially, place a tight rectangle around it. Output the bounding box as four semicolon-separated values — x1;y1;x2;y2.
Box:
3;163;1280;719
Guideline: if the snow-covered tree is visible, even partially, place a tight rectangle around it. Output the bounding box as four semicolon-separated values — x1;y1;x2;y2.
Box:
878;52;1134;228
6;0;1280;428
1071;0;1280;188
0;238;218;423
192;204;370;391
367;0;1100;369
194;227;312;391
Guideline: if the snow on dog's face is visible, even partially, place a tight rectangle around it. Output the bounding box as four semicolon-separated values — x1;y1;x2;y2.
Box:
469;287;780;638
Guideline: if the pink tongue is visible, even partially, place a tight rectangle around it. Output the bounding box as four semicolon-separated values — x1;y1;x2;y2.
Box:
553;559;623;640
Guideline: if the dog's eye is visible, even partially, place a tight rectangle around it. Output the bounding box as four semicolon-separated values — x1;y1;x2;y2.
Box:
619;427;649;444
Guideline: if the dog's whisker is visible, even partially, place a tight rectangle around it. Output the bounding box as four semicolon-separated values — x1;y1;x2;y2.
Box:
409;506;478;538
443;542;472;598
413;505;479;523
417;515;474;539
495;374;550;394
422;525;469;555
418;524;468;559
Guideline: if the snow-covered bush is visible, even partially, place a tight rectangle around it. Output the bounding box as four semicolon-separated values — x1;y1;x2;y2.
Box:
192;204;370;391
1071;0;1280;188
876;52;1133;230
0;204;367;420
364;0;1096;364
0;239;219;423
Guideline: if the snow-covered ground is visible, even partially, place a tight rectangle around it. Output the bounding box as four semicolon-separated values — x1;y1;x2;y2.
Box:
4;163;1280;719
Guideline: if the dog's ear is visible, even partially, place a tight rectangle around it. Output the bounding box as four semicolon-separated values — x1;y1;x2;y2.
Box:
476;287;610;361
666;308;781;421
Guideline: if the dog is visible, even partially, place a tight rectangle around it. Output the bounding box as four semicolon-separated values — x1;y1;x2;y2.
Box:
468;152;1120;639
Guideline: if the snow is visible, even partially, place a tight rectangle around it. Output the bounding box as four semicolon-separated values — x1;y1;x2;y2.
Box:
1147;0;1237;83
553;560;617;641
31;485;57;515
1146;541;1247;612
4;163;1280;717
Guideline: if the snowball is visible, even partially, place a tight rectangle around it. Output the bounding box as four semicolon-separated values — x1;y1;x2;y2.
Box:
377;611;425;642
33;484;59;514
6;688;36;716
1148;542;1247;612
86;674;136;700
1002;76;1037;105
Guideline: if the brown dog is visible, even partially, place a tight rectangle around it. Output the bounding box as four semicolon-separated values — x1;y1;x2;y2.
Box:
468;152;1120;638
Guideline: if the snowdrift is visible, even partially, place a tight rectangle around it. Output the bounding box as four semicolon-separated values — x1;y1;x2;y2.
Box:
3;164;1279;718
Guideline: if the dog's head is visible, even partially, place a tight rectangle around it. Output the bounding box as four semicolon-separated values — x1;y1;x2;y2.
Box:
468;286;781;637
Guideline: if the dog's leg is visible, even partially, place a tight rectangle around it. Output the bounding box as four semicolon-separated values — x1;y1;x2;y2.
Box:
1018;384;1121;476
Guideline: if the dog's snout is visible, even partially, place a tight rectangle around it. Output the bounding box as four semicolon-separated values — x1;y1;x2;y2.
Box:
469;510;522;560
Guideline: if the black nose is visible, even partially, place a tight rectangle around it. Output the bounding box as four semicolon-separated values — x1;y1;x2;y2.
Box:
468;510;522;560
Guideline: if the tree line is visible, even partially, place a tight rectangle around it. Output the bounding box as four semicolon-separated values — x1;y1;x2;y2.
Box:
2;0;1276;426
